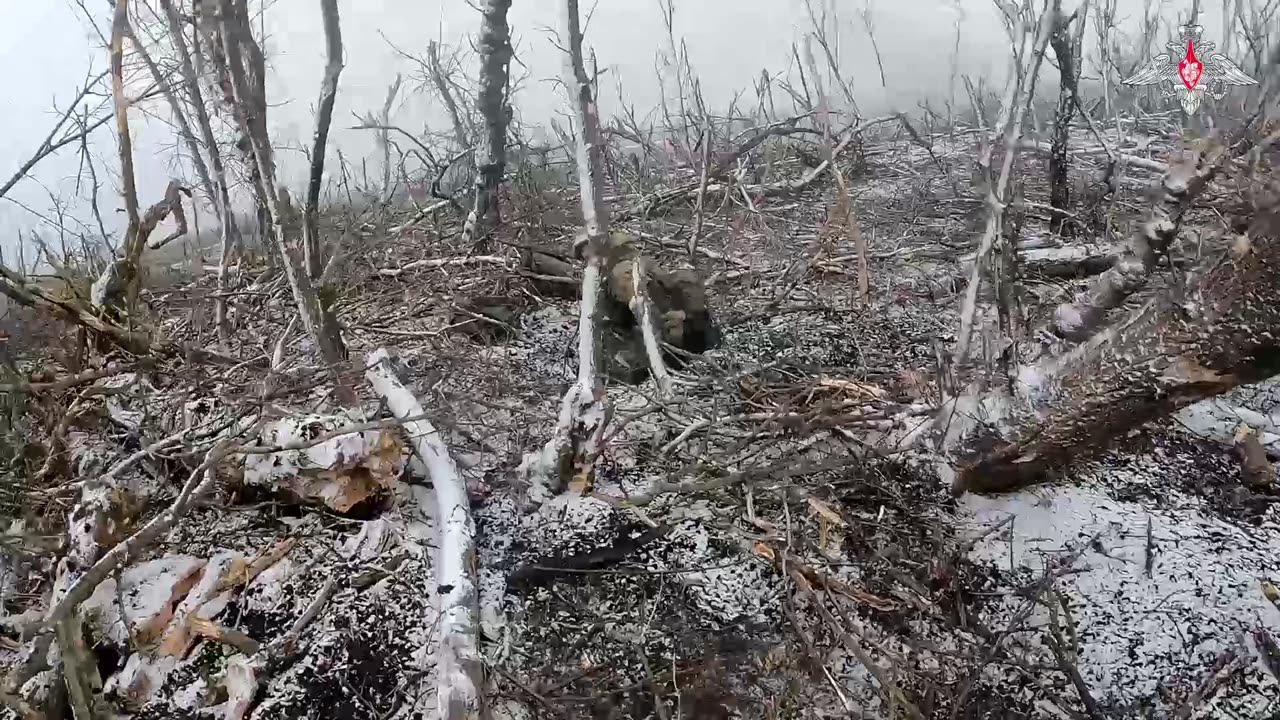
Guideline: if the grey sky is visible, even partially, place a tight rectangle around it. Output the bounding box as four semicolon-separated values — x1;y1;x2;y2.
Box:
0;0;1208;261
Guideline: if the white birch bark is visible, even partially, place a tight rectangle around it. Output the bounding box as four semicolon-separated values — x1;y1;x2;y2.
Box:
364;349;481;720
519;0;615;502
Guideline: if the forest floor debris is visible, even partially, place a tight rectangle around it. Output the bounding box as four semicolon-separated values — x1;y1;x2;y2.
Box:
1;118;1278;720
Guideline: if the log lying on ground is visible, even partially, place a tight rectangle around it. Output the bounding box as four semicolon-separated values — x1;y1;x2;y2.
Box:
960;244;1123;278
364;349;481;720
956;186;1280;494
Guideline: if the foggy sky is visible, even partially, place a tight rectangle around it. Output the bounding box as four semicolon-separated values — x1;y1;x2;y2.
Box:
0;0;1211;259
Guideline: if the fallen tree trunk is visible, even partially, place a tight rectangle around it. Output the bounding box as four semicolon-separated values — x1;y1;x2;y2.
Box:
956;182;1280;494
960;244;1123;278
364;349;480;720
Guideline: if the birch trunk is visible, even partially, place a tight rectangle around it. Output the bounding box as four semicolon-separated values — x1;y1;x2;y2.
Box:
364;349;481;720
520;0;613;502
127;22;215;212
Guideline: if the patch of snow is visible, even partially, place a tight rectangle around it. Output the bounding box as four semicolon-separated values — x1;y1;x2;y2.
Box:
963;483;1280;715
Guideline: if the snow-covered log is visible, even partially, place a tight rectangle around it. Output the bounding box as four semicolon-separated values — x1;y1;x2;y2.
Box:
242;413;405;512
364;348;481;720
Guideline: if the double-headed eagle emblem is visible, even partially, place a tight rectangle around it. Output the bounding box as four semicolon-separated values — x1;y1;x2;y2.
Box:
1121;22;1257;115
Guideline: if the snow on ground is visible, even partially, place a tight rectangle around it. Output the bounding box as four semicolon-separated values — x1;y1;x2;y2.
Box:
962;419;1280;718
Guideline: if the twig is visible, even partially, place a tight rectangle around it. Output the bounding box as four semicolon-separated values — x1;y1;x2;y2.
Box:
1046;628;1106;719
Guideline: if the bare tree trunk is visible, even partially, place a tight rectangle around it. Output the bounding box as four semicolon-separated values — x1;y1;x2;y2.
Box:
108;1;144;308
520;0;612;503
1048;3;1087;234
954;1;1056;370
216;0;346;369
160;0;243;348
460;0;513;249
303;0;344;281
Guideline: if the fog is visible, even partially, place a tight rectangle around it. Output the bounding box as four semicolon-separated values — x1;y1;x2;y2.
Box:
0;0;1210;255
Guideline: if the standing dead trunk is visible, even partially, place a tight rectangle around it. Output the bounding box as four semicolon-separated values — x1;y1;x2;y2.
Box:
520;0;612;502
216;0;346;369
160;0;243;348
954;1;1056;371
1048;3;1087;234
302;0;344;281
106;1;144;309
200;0;272;259
459;0;514;249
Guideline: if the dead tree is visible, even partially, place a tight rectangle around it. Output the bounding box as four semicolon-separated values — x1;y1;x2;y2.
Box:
215;0;346;369
197;0;273;253
94;3;194;313
302;0;344;280
520;0;611;502
427;41;470;151
159;0;243;347
1047;2;1088;233
103;0;146;309
126;21;215;214
954;0;1056;376
459;0;514;249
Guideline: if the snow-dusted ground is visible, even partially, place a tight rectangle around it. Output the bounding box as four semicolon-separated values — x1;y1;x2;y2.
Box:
960;395;1280;718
